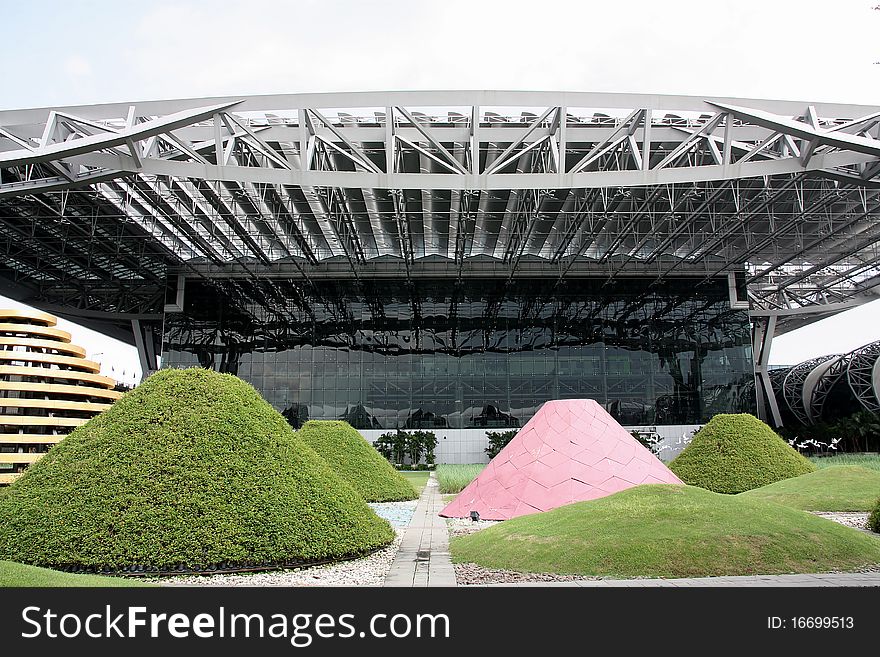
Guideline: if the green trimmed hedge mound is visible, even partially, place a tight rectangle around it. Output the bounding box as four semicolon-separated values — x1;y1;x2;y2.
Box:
670;413;815;493
739;466;880;511
0;368;393;572
869;498;880;534
297;421;417;502
451;485;880;578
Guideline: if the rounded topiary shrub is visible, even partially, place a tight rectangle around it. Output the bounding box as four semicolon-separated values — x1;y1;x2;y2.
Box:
0;368;393;572
297;420;417;502
869;498;880;534
669;413;816;494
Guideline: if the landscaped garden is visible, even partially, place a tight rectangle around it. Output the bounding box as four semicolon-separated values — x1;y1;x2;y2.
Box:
1;372;878;588
450;484;880;578
446;412;880;583
669;413;816;493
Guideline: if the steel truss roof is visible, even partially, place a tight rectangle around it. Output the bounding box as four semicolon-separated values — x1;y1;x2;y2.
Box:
2;91;880;338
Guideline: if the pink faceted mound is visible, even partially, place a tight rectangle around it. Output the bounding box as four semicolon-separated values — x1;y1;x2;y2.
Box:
440;399;683;520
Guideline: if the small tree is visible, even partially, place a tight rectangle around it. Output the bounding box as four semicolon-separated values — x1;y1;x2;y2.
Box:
421;431;438;465
837;411;880;452
376;429;437;467
405;431;424;464
391;429;408;464
376;430;408;464
373;432;394;460
485;430;518;459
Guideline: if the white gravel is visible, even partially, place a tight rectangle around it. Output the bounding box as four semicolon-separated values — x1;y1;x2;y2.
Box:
369;500;418;529
445;516;501;539
811;511;870;531
155;500;417;587
454;562;598;585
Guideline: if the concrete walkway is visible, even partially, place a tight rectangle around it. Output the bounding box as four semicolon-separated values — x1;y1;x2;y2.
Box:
471;573;880;587
384;472;457;587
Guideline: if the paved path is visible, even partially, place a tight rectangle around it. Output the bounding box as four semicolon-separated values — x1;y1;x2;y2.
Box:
470;573;880;587
384;472;457;587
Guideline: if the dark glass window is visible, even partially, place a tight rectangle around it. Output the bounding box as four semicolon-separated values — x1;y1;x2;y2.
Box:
162;276;755;428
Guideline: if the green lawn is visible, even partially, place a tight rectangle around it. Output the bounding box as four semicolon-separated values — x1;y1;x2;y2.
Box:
399;471;430;494
1;561;152;587
810;453;880;472
739;466;880;511
436;464;485;494
451;484;880;579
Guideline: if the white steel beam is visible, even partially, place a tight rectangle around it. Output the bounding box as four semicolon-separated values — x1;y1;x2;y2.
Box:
45;147;878;193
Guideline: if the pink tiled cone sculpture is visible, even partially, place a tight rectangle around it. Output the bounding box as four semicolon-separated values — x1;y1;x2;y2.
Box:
440;399;683;520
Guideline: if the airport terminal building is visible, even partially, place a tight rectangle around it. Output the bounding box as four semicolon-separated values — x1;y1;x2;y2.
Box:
2;91;880;458
161;273;752;431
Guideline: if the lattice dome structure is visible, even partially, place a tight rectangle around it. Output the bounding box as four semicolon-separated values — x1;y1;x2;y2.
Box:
0;309;120;484
847;341;880;413
809;353;854;423
770;339;880;426
781;355;839;426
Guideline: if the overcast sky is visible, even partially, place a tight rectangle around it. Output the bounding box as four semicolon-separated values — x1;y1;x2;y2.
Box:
2;0;880;376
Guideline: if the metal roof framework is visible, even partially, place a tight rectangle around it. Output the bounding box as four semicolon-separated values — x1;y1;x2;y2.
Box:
2;91;880;407
807;353;851;424
847;340;880;413
781;354;839;426
768;339;880;427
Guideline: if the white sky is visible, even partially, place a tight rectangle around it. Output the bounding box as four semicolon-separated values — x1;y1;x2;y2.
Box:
0;296;142;385
2;0;880;374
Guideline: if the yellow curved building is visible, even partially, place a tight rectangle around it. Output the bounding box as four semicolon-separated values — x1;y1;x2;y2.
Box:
0;309;121;484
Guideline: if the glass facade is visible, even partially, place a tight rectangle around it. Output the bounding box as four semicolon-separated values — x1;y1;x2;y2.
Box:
161;276;755;429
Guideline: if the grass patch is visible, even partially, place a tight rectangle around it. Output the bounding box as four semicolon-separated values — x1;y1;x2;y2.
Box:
810;454;880;472
437;464;485;494
739;466;880;511
670;414;815;493
297;421;417;502
0;368;393;572
399;471;430;495
0;561;151;587
451;484;880;578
